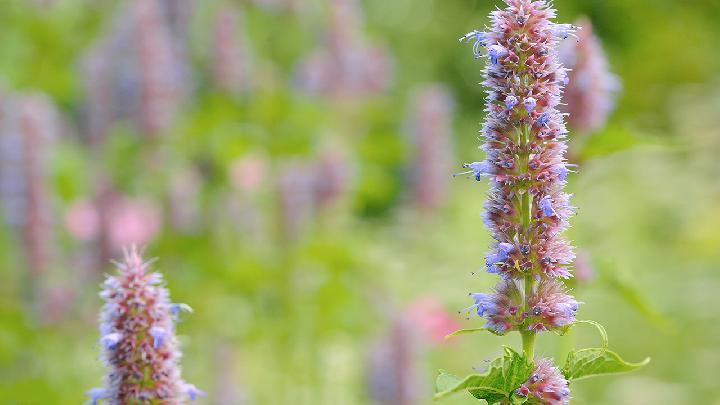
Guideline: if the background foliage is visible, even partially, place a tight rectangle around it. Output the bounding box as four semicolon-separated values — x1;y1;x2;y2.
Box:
0;0;719;404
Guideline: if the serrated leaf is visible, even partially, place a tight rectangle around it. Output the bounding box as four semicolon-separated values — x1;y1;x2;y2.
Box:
435;347;532;403
444;328;504;340
562;348;650;381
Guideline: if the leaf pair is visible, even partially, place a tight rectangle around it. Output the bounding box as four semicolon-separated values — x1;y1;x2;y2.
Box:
436;320;649;403
435;347;531;404
559;320;650;381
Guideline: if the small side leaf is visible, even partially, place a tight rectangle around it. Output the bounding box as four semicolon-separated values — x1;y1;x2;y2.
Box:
445;328;504;340
562;348;650;381
554;320;608;349
575;320;608;350
435;371;462;393
434;365;505;401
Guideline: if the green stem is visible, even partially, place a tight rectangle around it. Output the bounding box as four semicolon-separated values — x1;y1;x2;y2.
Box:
518;123;536;361
521;273;536;361
521;330;536;361
520;191;530;232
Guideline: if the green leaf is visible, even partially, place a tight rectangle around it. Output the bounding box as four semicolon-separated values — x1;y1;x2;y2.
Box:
510;395;528;405
434;347;532;403
435;369;507;403
435;371;462;393
562;348;650;381
444;328;504;339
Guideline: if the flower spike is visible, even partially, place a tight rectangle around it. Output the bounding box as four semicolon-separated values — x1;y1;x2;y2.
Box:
88;246;202;404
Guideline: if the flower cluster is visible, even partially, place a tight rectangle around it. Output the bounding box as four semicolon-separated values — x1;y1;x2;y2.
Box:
461;0;579;335
525;280;579;332
466;280;522;333
86;247;202;404
515;358;570;404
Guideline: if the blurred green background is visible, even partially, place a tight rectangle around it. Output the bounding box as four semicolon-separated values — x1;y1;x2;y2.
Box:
0;0;719;404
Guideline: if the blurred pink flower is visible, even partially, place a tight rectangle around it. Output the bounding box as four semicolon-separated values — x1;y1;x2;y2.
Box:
65;199;100;242
107;196;162;249
406;297;461;344
573;250;595;284
229;154;268;193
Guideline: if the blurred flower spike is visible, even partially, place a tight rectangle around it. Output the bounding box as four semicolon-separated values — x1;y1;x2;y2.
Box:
560;16;621;135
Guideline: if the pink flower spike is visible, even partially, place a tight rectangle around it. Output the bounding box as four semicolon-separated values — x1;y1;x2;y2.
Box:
90;246;201;403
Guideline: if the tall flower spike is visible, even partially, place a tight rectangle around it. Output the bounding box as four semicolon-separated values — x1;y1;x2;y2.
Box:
559;17;620;135
438;2;646;402
458;0;578;388
88;246;201;404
